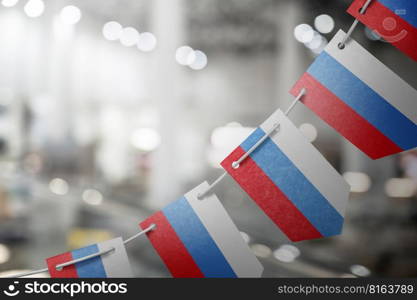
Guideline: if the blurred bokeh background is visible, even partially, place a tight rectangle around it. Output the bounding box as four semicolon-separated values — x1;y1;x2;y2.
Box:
0;0;416;278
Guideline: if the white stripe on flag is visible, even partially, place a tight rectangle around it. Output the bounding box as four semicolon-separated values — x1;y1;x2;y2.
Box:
325;30;417;124
259;109;350;216
97;237;133;278
185;182;264;278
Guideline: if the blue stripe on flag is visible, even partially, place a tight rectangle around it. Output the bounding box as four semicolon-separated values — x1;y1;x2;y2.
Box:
72;244;107;278
241;128;344;237
378;0;417;28
163;197;237;278
307;51;417;150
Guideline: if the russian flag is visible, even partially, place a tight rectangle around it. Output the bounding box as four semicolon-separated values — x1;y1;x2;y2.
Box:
348;0;417;61
46;237;133;278
221;109;350;242
290;30;417;160
140;182;263;278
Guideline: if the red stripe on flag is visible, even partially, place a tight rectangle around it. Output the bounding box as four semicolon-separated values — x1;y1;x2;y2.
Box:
221;147;323;242
348;0;417;61
140;211;205;278
290;72;403;159
46;252;78;278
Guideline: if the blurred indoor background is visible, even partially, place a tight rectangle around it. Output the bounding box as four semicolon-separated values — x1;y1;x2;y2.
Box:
0;0;416;278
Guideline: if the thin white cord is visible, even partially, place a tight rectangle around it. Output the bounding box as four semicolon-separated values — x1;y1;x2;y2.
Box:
231;122;280;170
55;248;116;271
8;268;48;278
284;88;306;116
197;88;306;200
7;224;156;278
339;0;373;49
197;171;228;200
231;88;306;169
124;223;156;245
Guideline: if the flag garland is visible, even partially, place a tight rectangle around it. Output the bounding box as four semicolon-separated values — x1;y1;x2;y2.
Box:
6;0;417;278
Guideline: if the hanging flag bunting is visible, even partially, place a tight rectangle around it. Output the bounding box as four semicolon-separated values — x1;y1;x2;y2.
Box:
46;237;133;278
290;29;417;160
347;0;417;61
221;109;349;242
139;182;264;278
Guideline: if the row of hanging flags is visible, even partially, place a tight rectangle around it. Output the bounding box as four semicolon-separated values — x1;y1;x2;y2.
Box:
43;0;417;278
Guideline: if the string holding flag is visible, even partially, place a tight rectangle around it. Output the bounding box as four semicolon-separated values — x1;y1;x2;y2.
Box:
46;237;133;278
196;87;307;201
9;225;155;278
3;0;417;278
222;108;350;242
338;0;373;49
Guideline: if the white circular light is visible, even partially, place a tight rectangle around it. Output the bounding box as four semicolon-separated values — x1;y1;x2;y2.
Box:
350;264;371;277
119;27;140;47
314;14;335;34
250;244;272;258
299;123;318;142
131;128;161;152
273;244;301;263
385;178;417;198
49;178;69;195
102;21;123;41
294;24;314;43
137;32;157;52
82;189;103;206
280;244;301;257
175;46;195;66
0;244;10;264
24;0;45;18
240;231;251;244
60;5;81;25
189;50;208;70
305;32;326;50
273;248;296;263
1;0;19;7
343;172;372;193
310;37;328;55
